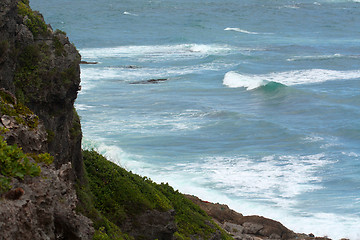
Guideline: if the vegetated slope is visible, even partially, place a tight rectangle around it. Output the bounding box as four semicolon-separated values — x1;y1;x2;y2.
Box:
78;150;233;240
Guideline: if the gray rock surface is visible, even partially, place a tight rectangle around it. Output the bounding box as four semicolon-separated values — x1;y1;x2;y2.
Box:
0;163;94;240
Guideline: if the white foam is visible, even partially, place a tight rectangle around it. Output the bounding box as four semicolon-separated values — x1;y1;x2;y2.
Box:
282;4;301;9
137;153;360;239
74;103;94;111
79;44;235;60
179;154;331;207
303;135;325;142
80;137;360;239
223;71;269;90
82;138;148;171
123;11;138;16
223;69;360;89
342;151;360;157
80;61;236;84
224;27;259;34
286;53;344;61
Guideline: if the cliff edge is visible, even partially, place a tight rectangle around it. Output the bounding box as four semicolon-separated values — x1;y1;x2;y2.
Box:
0;0;83;180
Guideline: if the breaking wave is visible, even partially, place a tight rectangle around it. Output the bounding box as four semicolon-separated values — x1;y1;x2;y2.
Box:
223;69;360;90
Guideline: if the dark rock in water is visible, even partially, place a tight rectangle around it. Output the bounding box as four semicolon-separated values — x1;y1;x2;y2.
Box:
130;78;168;84
126;65;140;69
80;61;98;64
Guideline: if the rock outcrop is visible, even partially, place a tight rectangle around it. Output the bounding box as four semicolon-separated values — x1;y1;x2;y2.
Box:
0;1;92;239
0;163;93;240
0;0;83;180
186;195;297;240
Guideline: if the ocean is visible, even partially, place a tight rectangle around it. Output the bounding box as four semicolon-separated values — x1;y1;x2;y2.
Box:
30;0;360;239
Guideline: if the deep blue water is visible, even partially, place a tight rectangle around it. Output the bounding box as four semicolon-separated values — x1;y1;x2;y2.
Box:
31;0;360;238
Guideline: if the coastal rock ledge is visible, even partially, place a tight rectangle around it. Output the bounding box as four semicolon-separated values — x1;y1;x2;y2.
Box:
185;195;337;240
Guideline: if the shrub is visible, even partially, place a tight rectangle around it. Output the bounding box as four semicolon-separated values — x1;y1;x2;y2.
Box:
17;1;48;37
0;136;41;194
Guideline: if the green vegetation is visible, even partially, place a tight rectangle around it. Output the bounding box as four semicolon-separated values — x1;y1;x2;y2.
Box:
0;89;39;129
17;0;48;37
14;43;43;103
27;152;54;165
70;108;82;139
0;135;53;195
78;150;233;240
75;158;133;240
61;63;78;86
46;129;55;143
13;42;58;103
0;135;40;194
53;36;66;57
157;183;232;240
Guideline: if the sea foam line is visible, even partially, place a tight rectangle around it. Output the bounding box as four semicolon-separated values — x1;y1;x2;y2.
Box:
286;53;360;62
123;11;138;16
79;44;236;59
224;27;259;34
223;69;360;90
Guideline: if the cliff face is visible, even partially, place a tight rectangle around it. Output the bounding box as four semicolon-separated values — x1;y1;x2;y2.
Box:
0;1;93;238
0;0;83;180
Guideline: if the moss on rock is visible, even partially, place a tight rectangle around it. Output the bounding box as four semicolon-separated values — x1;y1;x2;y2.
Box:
0;89;39;129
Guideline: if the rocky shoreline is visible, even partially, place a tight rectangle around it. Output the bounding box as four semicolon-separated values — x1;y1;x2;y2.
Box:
185;195;339;240
0;1;349;239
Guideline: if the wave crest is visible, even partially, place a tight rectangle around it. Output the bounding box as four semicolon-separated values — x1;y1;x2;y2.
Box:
223;69;360;90
224;27;259;34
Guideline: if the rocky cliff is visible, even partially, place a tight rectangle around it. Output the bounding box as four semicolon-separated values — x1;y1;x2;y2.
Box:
0;0;90;239
0;0;83;180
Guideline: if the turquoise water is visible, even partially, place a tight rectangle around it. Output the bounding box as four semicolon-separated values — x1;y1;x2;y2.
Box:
31;0;360;238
